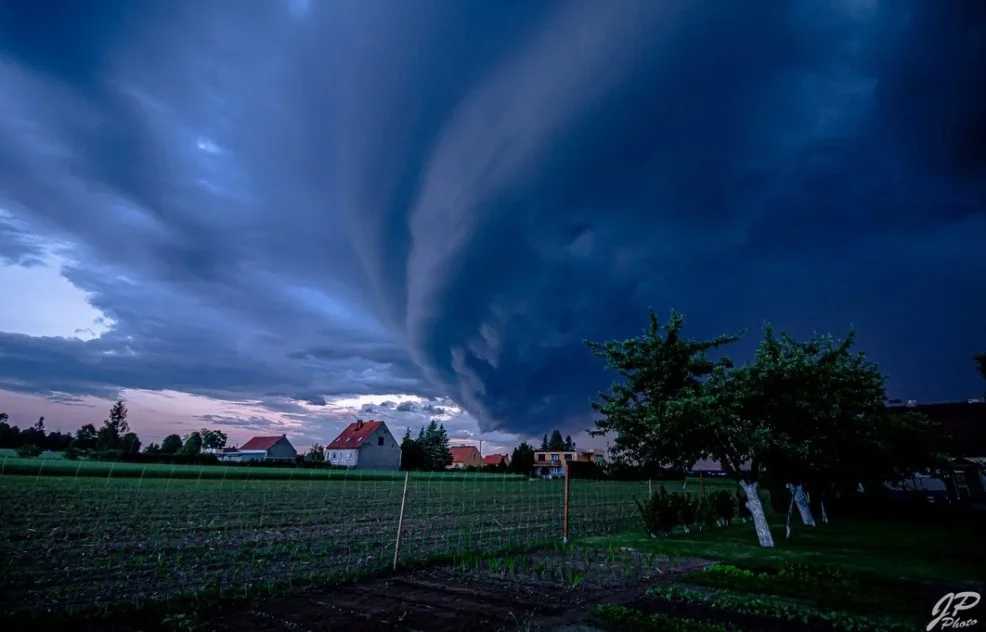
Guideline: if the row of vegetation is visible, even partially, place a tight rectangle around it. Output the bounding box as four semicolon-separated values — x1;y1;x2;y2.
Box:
0;402;230;462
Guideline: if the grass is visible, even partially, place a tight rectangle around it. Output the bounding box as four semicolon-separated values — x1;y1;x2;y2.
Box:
583;501;985;632
583;513;985;582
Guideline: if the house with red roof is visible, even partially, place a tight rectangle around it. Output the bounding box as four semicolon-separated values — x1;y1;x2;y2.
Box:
448;445;482;470
326;419;401;471
483;454;510;469
217;434;297;463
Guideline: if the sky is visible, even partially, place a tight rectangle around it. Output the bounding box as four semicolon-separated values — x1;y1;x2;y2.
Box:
0;0;984;453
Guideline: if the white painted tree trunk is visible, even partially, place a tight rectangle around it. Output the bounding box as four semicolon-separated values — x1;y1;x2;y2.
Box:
739;480;774;548
790;483;816;526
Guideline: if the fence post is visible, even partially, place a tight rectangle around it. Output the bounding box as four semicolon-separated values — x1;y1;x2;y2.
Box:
562;466;570;544
392;471;410;570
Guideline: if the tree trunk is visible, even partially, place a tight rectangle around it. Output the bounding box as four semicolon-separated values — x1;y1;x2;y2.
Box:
820;500;829;523
739;480;774;548
786;485;796;539
790;483;815;527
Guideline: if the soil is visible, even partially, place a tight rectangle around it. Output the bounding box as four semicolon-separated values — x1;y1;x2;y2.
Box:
57;553;716;632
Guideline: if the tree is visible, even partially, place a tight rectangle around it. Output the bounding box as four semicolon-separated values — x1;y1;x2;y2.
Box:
586;311;772;544
564;435;575;451
308;443;326;463
976;352;986;381
98;400;130;450
509;442;536;477
0;412;6;423
33;416;45;434
161;434;183;454
143;442;161;455
540;434;549;450
181;431;203;456
73;424;98;450
417;420;452;470
200;428;228;453
547;430;566;451
739;326;948;536
400;428;428;470
121;432;141;454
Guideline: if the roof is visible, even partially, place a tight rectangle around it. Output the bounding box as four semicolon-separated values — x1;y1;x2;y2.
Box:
483;454;508;465
240;435;287;451
327;421;384;450
450;445;481;463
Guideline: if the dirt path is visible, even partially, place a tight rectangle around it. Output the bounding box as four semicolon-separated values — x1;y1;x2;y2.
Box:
71;555;713;632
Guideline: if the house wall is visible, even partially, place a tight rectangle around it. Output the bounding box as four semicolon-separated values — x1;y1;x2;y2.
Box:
266;438;297;461
356;424;401;471
328;449;359;468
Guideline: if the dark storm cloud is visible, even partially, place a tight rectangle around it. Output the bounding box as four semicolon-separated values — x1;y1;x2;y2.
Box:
0;0;983;433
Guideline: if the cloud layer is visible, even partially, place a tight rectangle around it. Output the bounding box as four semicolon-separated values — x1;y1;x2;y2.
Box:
1;0;984;435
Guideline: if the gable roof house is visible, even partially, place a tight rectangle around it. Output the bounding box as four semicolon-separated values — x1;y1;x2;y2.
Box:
448;445;483;470
326;420;401;471
216;435;297;462
483;454;510;468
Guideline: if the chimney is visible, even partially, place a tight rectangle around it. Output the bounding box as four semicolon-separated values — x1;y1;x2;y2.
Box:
356;419;363;430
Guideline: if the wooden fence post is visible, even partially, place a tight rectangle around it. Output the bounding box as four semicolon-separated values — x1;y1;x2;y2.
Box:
563;466;571;544
393;471;410;570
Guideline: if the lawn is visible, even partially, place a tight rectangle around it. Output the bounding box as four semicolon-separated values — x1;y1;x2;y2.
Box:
583;506;986;631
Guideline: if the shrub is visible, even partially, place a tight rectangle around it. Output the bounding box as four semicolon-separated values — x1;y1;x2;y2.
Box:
735;489;751;521
15;444;43;458
696;494;718;530
711;490;736;525
677;493;698;532
636;485;680;536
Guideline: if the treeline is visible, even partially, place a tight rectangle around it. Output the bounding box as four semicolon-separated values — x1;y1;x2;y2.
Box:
0;401;230;462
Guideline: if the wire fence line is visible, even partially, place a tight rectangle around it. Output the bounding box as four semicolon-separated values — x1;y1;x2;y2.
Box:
0;464;709;615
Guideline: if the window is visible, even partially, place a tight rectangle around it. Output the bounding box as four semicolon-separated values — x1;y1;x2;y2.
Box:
377;436;384;446
564;453;572;461
551;454;559;462
537;454;545;461
331;453;336;459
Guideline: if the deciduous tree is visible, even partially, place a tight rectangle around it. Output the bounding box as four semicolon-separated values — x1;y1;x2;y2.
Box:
161;434;183;454
307;443;325;463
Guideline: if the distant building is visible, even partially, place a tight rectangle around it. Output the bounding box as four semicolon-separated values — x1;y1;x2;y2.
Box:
216;435;297;462
448;445;483;470
483;454;510;468
889;400;986;502
326;420;401;471
534;449;605;478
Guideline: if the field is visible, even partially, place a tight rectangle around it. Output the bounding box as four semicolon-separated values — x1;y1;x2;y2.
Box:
4;459;980;631
0;461;724;616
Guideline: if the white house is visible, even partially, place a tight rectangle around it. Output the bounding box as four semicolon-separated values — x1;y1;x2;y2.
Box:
216;435;297;462
327;420;401;471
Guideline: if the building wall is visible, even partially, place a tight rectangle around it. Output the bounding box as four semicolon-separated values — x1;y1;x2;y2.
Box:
328;449;359;468
266;438;297;461
356;424;401;470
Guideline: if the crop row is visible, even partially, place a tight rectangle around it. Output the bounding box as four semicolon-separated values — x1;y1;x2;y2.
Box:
0;474;646;614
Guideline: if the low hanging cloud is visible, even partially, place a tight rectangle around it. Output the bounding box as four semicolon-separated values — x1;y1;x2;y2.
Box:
0;0;984;437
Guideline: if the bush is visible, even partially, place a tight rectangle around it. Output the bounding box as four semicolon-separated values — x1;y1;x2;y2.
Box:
636;486;679;536
735;489;751;521
63;447;83;460
15;444;43;458
711;490;736;525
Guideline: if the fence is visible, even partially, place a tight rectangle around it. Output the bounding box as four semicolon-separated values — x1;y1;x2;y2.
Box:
0;460;715;616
